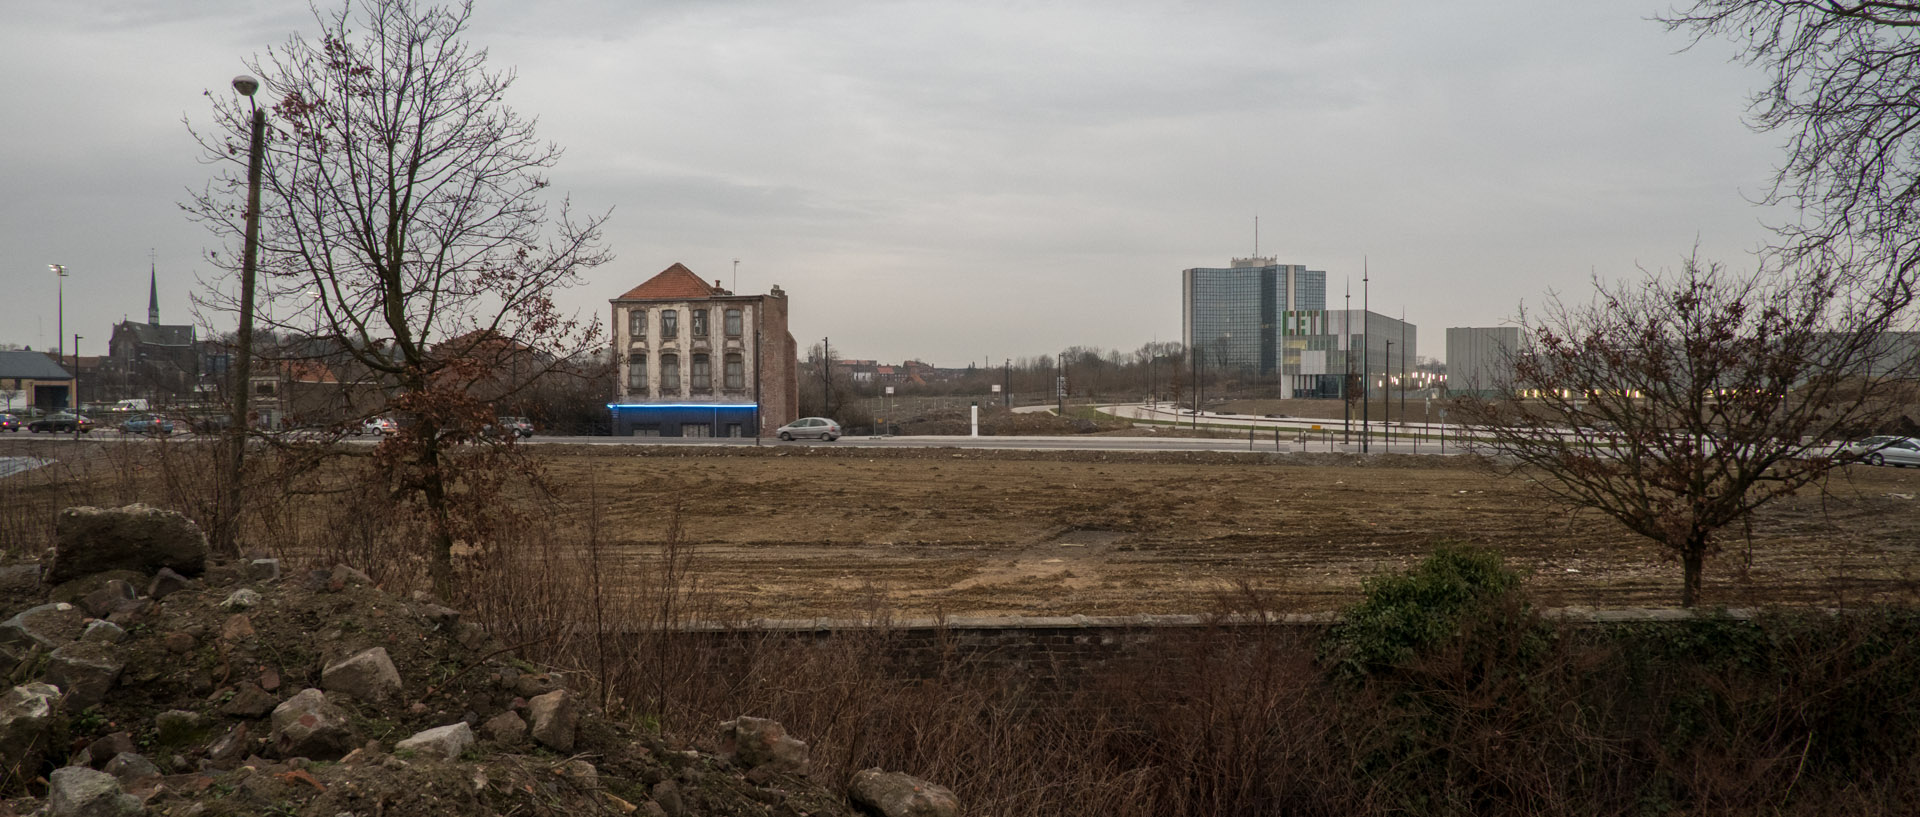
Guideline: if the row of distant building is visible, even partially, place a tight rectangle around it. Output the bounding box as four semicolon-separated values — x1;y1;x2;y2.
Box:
2;257;1520;436
1180;256;1515;397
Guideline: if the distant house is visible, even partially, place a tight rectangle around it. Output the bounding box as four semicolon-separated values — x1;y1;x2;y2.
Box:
607;263;798;437
0;350;74;411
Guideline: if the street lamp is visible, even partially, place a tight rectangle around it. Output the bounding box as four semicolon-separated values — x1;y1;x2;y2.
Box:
49;265;66;361
223;73;267;554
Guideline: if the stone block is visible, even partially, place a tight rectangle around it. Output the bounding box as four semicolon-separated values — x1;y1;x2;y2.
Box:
848;768;962;817
47;765;142;817
49;503;207;584
482;710;527;744
269;689;355;760
395;722;475;761
1;602;87;650
716;716;808;775
45;641;124;710
321;647;402;701
526;689;576;753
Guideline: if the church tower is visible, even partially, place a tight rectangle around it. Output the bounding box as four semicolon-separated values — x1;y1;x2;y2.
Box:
148;263;160;326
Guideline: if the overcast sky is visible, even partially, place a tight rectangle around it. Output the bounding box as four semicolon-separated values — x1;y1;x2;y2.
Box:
0;0;1783;366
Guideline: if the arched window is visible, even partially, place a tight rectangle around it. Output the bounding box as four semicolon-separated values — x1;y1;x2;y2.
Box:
628;308;646;340
660;309;679;339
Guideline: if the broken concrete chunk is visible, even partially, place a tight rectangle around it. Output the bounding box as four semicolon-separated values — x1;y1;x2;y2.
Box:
395;722;475;761
269;689;355;760
321;647;402;701
717;716;809;775
481;710;528;744
47;765;143;817
1;683;67;787
1;602;87;650
45;641;125;710
848;768;962;817
80;621;126;644
329;564;373;588
218;683;278;719
49;503;208;584
102;751;160;788
527;689;577;753
218;589;261;611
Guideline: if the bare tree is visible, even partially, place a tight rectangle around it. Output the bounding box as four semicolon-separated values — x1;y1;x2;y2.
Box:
1664;2;1920;278
1458;255;1914;606
186;0;608;596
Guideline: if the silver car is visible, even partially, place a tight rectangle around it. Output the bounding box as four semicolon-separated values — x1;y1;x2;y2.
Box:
776;417;841;442
1857;436;1920;467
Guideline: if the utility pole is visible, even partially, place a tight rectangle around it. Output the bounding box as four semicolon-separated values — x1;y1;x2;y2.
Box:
71;334;82;440
753;318;763;446
1003;358;1011;408
1342;278;1351;444
1384;339;1393;453
224;74;266;556
1400;306;1408;428
1362;260;1370;454
821;337;831;418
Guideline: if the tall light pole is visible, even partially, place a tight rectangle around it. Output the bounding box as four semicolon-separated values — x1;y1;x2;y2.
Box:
49;265;67;362
223;73;267;555
1361;260;1370;454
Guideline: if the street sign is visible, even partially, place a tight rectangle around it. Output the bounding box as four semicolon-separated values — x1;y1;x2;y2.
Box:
885;386;894;395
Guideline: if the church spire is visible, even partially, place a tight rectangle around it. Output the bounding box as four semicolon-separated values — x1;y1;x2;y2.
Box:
148;257;159;326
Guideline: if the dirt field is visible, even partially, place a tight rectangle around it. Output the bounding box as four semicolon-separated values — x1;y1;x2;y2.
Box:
533;445;1920;619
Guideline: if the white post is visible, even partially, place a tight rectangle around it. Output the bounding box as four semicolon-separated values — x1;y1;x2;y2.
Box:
970;401;979;437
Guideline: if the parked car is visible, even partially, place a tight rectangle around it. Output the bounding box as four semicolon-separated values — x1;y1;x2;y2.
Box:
1856;436;1920;467
356;416;398;436
776;417;841;442
485;416;534;439
119;413;175;436
28;412;94;433
0;414;18;432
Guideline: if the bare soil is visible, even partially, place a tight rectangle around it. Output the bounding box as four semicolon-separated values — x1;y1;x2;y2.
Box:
536;445;1920;619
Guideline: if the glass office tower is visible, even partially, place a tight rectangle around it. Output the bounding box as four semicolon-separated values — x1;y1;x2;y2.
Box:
1181;257;1327;396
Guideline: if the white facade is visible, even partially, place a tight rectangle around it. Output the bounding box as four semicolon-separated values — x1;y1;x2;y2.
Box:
613;300;762;402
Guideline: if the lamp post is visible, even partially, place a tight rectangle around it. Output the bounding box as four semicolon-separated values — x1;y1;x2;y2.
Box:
1383;339;1394;453
223;73;267;555
49;265;67;362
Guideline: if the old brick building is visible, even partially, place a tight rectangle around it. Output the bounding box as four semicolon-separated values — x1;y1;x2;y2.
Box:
607;263;797;437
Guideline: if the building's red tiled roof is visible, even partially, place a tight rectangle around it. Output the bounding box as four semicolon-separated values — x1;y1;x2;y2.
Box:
614;263;720;301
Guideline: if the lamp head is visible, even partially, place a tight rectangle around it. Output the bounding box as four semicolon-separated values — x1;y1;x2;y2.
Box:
232;75;260;97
